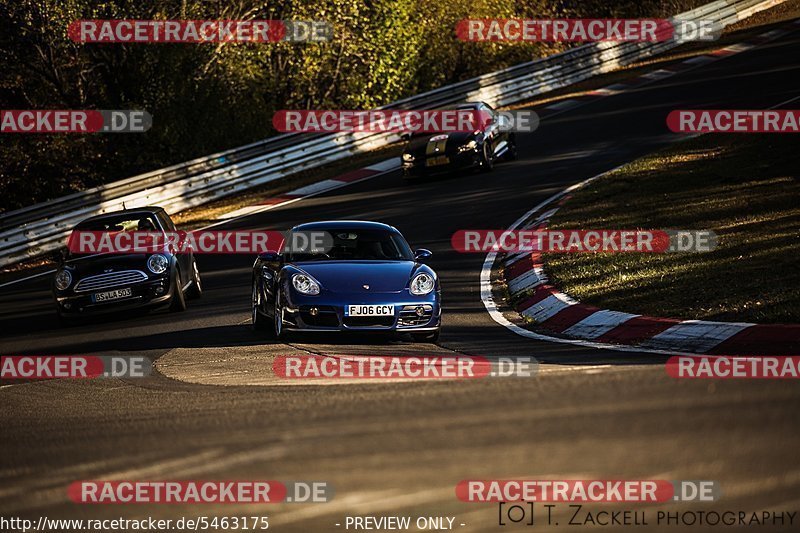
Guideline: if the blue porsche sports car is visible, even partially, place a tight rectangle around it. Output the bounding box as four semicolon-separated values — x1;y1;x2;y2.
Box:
251;221;441;342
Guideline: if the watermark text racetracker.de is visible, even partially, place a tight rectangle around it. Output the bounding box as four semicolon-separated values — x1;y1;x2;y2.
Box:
272;109;539;133
69;20;332;43
1;355;151;379
451;229;717;253
67;230;333;255
273;355;538;379
462;480;669;508
455;18;721;42
68;480;332;504
1;110;151;133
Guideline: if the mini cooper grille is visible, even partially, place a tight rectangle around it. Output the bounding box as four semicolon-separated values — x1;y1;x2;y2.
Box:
75;270;149;293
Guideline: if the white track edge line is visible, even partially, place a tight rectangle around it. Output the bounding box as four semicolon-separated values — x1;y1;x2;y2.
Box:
479;163;708;357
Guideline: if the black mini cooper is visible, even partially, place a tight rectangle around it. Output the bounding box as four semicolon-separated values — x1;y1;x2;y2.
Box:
53;207;201;320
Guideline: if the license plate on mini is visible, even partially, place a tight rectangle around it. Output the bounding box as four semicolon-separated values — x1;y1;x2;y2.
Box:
93;288;133;303
426;155;449;167
346;304;395;317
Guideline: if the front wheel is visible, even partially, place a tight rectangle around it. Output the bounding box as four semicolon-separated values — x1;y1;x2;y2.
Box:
56;311;80;327
505;135;518;161
402;170;421;185
169;268;187;312
186;258;202;300
252;280;271;332
479;142;494;172
273;288;288;340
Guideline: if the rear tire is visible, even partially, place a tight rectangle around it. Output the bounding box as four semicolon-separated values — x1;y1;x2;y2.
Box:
169;268;187;312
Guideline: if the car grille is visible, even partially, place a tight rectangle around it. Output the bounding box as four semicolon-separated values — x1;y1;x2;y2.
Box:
75;270;149;293
398;305;434;327
343;316;395;328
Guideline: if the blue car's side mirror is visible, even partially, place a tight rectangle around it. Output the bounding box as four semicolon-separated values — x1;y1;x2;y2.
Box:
414;249;432;260
258;251;282;263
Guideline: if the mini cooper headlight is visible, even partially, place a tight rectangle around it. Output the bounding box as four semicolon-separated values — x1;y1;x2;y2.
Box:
402;152;415;162
147;254;169;274
410;272;435;295
457;140;478;153
292;273;320;295
54;269;72;291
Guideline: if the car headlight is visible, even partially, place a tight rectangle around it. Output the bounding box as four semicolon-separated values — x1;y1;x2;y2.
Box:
54;269;72;291
292;273;320;295
457;140;478;153
402;152;415;162
410;272;435;295
147;254;169;274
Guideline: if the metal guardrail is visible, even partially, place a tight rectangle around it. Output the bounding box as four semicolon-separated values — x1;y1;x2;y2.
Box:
0;0;784;267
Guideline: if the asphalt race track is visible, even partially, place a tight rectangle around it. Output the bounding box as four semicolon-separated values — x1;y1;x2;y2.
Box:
2;27;800;532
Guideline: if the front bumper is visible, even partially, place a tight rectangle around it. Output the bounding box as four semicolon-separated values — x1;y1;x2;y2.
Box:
281;290;442;332
402;150;480;177
54;274;173;316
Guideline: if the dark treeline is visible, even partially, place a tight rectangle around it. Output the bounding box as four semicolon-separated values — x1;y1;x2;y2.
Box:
0;0;698;212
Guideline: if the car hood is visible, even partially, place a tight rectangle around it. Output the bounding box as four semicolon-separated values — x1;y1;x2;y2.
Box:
292;261;418;293
405;132;474;155
64;253;153;278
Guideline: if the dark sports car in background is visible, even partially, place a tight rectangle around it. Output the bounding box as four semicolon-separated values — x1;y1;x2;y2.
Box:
53;206;201;320
401;101;516;179
251;221;441;342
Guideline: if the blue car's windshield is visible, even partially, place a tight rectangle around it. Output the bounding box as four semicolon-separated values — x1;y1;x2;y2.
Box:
290;229;414;262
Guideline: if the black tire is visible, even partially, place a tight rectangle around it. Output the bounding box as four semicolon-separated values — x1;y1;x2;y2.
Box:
186;258;202;300
505;135;518;161
169;268;187;312
479;142;494;172
252;280;272;333
412;330;440;343
402;171;420;185
56;311;80;327
273;288;288;340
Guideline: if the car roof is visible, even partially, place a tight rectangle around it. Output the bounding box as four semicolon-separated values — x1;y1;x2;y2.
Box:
292;220;399;233
77;206;166;225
